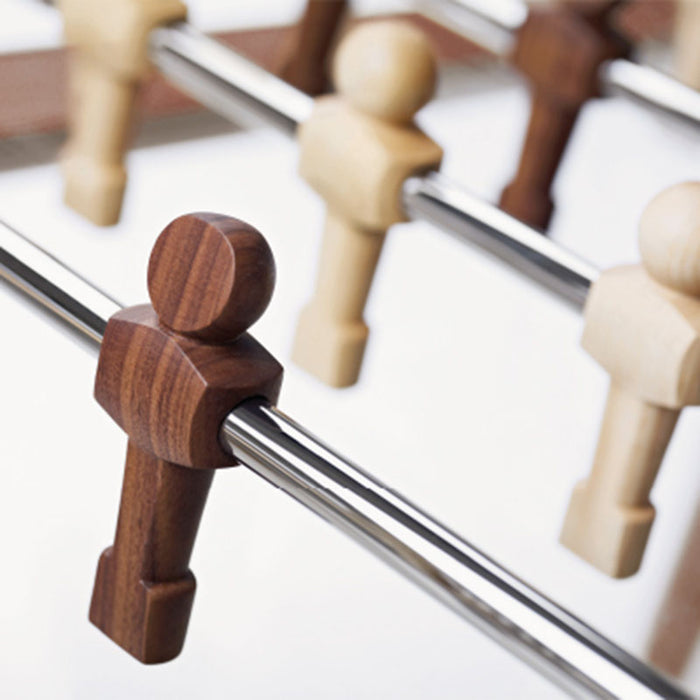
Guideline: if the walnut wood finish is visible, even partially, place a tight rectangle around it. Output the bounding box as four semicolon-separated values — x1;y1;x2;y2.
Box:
560;182;700;578
90;443;214;663
500;1;630;230
277;0;348;96
92;213;283;662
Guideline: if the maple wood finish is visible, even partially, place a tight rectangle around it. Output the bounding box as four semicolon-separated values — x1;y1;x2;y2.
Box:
560;182;700;578
674;0;700;90
292;21;443;387
500;1;630;230
277;0;348;95
59;0;188;226
92;213;283;662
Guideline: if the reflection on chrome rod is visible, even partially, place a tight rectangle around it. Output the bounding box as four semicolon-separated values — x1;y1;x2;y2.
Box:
0;220;121;344
0;221;688;699
224;399;684;700
150;23;313;135
601;59;700;128
402;173;598;309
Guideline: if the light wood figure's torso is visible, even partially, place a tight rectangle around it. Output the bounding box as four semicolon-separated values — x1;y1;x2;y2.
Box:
582;266;700;408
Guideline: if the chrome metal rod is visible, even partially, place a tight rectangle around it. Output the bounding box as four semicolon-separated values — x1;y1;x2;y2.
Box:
601;58;700;128
224;399;685;700
0;220;122;345
403;173;597;308
417;0;526;54
432;0;528;33
149;21;597;309
149;23;313;135
425;0;700;130
0;221;687;699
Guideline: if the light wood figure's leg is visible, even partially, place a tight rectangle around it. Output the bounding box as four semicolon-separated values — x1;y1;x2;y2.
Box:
499;95;579;230
59;0;187;225
90;441;214;663
675;0;700;90
293;211;385;387
62;56;136;226
560;382;680;578
278;0;348;95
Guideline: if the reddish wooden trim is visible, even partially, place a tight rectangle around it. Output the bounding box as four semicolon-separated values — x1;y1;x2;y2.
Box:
0;4;674;140
0;16;482;139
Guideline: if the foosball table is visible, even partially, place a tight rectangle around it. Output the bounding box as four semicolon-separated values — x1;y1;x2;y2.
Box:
2;0;700;697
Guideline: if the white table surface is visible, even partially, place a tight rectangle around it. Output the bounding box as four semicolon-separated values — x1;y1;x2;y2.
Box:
2;4;700;698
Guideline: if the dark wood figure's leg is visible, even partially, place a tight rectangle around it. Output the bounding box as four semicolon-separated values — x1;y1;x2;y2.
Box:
499;1;629;231
647;502;700;677
90;442;214;663
277;0;348;95
499;95;578;230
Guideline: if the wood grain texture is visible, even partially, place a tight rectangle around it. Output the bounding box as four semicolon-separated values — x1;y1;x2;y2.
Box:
95;307;283;467
560;383;679;577
92;213;283;662
500;1;630;230
59;0;188;225
147;212;275;342
560;182;700;578
293;22;442;387
276;0;348;95
90;443;213;663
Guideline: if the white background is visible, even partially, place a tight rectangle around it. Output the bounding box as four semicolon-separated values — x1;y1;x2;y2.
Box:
1;1;700;698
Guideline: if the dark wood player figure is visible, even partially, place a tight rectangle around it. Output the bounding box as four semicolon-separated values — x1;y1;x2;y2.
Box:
499;0;630;229
277;0;348;95
90;213;283;663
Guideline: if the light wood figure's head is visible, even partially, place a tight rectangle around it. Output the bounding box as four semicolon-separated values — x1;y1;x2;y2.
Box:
332;21;437;124
639;182;700;297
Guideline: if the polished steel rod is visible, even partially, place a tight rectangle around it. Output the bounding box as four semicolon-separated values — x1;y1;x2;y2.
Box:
417;0;527;54
149;22;598;309
435;0;528;33
403;173;597;308
601;58;700;127
0;221;687;699
150;23;313;136
223;399;683;700
0;220;121;345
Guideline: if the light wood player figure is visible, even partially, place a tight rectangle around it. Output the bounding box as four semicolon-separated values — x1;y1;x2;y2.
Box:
59;0;187;226
293;21;443;387
560;182;700;578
